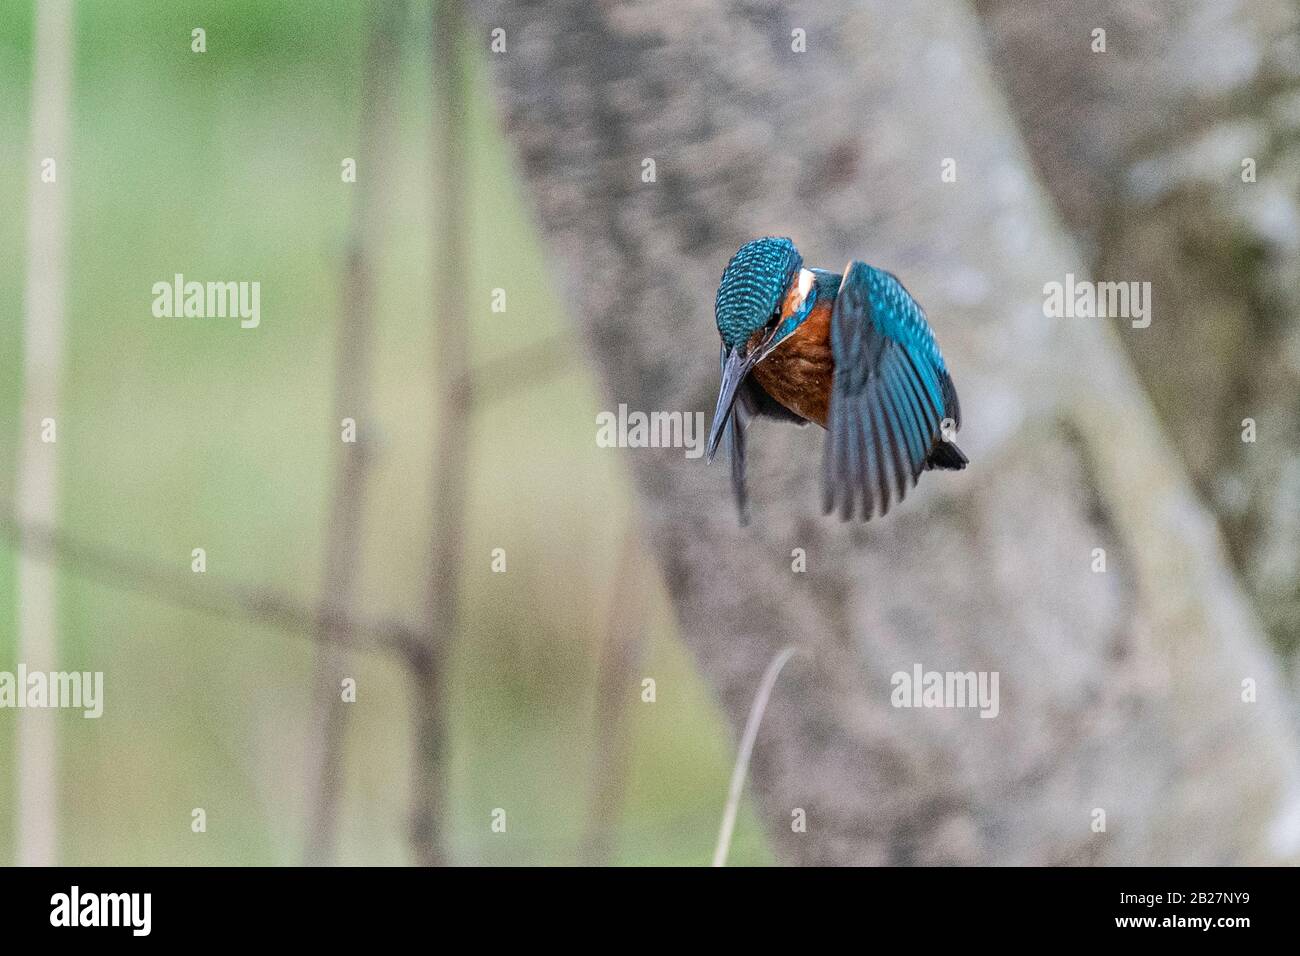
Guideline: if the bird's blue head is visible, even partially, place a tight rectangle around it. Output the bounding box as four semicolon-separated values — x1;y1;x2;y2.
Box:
714;237;803;351
708;237;820;462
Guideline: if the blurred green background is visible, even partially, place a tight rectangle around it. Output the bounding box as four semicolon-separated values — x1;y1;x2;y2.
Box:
0;0;772;865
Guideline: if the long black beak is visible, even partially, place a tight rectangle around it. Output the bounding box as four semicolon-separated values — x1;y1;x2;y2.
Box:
706;346;759;463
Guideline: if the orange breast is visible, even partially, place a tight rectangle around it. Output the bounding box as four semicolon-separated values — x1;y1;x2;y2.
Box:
750;300;834;427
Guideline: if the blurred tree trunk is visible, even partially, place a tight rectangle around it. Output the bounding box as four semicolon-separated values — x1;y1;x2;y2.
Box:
973;0;1300;660
15;0;73;867
303;0;405;868
411;0;471;868
472;0;1300;864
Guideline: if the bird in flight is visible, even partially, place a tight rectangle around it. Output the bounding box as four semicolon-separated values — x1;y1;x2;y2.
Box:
707;237;967;524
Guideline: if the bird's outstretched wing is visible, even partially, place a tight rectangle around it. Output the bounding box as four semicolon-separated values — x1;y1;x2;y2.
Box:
722;349;808;525
824;262;963;520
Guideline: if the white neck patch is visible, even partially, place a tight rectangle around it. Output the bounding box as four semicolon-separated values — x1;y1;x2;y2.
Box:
793;268;816;308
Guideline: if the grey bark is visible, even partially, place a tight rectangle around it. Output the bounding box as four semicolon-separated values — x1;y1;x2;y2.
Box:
974;0;1300;657
472;0;1300;864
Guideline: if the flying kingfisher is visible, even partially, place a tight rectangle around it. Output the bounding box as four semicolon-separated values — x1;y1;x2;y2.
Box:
707;237;967;523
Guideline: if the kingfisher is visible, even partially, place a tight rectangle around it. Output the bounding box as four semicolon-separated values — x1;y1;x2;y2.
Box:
707;237;967;523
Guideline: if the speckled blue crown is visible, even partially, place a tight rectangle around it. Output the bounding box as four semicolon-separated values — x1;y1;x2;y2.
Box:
714;237;802;349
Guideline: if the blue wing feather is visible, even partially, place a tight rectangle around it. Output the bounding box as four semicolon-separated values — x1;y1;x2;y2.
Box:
824;261;963;520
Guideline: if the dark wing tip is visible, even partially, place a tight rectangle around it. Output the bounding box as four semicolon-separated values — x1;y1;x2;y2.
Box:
925;439;968;471
725;410;751;525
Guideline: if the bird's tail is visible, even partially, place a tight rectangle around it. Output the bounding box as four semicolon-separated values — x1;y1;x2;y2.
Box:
925;439;968;471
